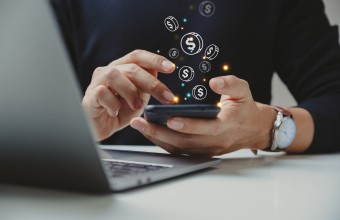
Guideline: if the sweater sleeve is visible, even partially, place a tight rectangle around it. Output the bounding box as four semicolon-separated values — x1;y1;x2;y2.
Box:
274;0;340;153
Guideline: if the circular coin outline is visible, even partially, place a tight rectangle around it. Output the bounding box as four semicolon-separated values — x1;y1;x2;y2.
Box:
164;16;179;32
199;61;211;73
192;85;208;100
199;1;216;18
179;66;195;82
180;32;204;55
168;48;179;59
205;44;219;60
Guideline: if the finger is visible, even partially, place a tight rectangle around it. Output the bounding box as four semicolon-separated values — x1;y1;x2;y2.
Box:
95;85;121;117
119;64;175;104
209;75;252;101
93;67;145;110
84;85;121;117
130;117;209;150
130;118;227;156
166;117;229;136
109;49;176;73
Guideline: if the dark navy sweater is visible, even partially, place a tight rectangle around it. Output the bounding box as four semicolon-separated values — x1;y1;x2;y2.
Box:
50;0;340;153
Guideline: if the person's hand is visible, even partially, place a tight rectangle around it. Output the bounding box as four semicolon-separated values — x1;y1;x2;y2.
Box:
130;75;276;156
82;50;176;141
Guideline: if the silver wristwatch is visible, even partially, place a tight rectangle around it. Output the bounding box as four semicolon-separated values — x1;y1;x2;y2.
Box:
270;106;296;151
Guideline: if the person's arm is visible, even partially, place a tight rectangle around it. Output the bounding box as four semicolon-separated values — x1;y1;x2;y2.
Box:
254;105;314;153
286;107;314;153
274;0;340;153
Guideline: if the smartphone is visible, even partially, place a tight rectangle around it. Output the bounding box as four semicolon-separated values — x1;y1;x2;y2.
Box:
143;104;220;125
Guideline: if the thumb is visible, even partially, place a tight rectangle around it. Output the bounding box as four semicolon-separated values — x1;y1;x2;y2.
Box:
209;75;252;101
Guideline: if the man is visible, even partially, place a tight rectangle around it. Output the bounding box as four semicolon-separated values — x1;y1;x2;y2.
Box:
51;0;340;155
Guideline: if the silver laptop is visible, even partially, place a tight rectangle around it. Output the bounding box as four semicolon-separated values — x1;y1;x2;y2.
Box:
0;0;221;192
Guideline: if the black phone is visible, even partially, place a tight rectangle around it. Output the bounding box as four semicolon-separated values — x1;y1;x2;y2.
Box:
143;104;220;125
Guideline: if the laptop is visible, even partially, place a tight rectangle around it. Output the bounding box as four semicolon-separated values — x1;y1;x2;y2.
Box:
0;0;221;192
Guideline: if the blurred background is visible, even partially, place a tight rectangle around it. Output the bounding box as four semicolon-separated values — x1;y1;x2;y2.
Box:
271;0;340;106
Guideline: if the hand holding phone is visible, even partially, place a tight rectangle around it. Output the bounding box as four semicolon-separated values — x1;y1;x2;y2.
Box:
143;104;220;125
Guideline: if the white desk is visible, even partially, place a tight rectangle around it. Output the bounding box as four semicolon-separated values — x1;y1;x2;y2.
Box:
1;146;340;220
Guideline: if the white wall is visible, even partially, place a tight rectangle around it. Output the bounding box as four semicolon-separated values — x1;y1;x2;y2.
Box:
271;0;340;106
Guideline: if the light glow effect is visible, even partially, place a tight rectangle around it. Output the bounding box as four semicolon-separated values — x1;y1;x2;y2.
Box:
174;96;179;103
217;102;222;108
223;64;229;71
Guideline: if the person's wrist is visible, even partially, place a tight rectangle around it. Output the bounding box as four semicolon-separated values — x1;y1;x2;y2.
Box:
253;103;277;151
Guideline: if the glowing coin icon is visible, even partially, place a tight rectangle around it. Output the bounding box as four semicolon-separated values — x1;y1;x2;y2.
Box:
192;85;208;100
199;61;211;73
168;48;179;59
164;16;179;32
179;66;195;82
199;1;216;17
205;44;219;60
180;32;204;55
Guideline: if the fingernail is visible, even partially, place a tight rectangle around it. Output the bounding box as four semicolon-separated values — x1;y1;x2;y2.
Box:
163;90;175;102
131;121;145;132
168;119;184;130
214;79;225;89
162;60;175;71
134;98;143;110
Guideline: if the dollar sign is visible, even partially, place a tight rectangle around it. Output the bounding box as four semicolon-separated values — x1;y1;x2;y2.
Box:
205;4;212;14
207;47;214;55
202;64;207;71
185;37;196;51
182;69;189;78
198;88;204;97
172;51;177;56
166;21;173;30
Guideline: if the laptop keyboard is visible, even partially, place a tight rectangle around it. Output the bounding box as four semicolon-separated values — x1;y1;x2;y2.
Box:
102;159;172;178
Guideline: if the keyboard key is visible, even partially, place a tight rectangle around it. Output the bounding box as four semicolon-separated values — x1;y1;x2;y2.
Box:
103;160;171;178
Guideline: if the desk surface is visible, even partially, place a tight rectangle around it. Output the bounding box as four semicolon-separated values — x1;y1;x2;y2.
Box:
1;145;340;220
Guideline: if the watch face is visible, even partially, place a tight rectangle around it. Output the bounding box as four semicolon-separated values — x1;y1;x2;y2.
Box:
274;117;296;149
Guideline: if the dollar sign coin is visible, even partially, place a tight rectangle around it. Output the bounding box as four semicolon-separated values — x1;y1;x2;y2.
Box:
164;16;179;32
204;44;219;60
199;1;215;17
168;48;179;59
199;61;211;73
179;66;195;82
180;32;204;55
192;85;208;100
